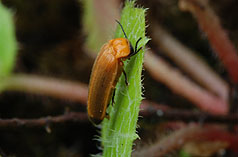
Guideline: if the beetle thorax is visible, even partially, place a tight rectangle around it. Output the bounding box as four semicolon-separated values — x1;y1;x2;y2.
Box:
109;38;130;59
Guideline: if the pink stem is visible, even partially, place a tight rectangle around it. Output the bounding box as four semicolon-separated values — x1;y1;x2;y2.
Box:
196;128;238;152
179;0;238;83
132;124;204;157
144;51;228;115
151;24;229;101
132;124;238;156
2;74;88;104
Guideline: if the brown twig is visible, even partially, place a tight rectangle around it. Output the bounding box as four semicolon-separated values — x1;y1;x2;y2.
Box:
179;0;238;83
150;24;229;101
2;74;88;104
0;100;236;128
0;112;88;128
144;51;228;115
0;74;233;127
140;100;238;124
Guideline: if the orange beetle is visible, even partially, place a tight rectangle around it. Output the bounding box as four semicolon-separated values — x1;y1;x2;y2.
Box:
87;21;142;124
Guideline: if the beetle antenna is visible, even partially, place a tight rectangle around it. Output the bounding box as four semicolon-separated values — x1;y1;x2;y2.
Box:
115;20;128;39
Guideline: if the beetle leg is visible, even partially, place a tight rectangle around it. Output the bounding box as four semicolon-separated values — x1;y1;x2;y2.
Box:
128;37;142;58
105;113;110;120
123;69;129;86
136;47;142;54
135;37;142;53
111;89;116;105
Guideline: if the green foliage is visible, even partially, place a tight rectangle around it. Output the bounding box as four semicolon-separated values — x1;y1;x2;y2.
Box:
101;1;149;156
179;150;191;157
0;2;17;78
82;0;110;52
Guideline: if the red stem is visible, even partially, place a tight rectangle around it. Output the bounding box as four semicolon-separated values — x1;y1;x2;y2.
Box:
179;0;238;83
145;51;228;115
132;124;238;156
150;24;229;101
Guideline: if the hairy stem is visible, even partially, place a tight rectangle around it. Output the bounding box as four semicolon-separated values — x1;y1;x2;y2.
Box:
101;1;149;156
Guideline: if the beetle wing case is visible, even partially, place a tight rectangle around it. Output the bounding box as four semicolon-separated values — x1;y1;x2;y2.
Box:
87;44;123;124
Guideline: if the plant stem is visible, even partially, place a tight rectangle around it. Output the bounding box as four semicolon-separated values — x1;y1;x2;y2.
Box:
0;112;88;128
150;24;229;101
0;2;17;79
140;100;238;124
179;0;238;84
2;74;88;104
132;124;238;156
101;1;149;156
145;51;228;115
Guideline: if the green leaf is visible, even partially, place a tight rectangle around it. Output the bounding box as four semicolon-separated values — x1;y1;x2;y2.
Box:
101;1;149;156
0;2;17;77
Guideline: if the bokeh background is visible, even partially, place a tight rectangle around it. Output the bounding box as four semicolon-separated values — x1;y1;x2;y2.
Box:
0;0;237;156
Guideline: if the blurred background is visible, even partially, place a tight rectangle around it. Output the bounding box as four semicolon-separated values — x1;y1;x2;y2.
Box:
0;0;237;156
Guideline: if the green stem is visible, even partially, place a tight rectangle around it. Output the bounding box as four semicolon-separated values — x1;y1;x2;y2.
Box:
101;1;149;156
